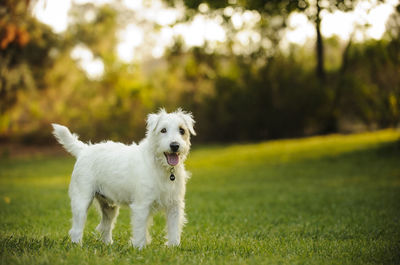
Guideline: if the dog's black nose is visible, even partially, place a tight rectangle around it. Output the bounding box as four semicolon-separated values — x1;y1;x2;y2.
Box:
170;142;180;152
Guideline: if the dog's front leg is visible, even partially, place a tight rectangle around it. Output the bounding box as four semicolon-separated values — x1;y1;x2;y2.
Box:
130;203;151;250
166;202;185;247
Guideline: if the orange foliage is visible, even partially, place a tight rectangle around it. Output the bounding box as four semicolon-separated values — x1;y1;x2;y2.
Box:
0;23;30;49
17;28;30;47
0;0;31;50
1;23;17;49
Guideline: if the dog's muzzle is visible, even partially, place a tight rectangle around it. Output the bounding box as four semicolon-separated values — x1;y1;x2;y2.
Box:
164;142;180;166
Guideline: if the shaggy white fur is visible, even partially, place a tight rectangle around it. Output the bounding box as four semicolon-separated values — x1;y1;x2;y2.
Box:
52;109;195;249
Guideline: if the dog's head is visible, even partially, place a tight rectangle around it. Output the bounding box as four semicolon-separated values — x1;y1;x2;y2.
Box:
146;108;196;168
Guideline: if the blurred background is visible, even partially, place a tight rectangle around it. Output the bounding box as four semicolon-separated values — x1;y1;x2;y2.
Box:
0;0;399;145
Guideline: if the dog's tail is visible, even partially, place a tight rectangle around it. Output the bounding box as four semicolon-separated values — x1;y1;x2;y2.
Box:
52;124;87;157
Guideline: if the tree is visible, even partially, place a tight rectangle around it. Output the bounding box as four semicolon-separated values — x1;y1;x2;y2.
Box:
0;0;58;115
168;0;368;83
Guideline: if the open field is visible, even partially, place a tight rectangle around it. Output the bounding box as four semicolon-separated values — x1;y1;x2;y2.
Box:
1;130;399;264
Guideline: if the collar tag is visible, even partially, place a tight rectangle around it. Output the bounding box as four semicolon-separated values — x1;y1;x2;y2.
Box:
170;167;175;181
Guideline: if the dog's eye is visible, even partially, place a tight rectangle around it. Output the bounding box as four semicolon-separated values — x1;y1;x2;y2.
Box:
179;127;185;135
161;128;167;133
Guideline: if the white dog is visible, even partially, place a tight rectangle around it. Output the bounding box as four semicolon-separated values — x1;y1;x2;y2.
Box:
52;109;195;249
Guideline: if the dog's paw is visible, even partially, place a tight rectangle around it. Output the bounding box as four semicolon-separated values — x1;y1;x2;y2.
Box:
70;239;82;245
69;229;83;245
165;240;180;247
102;238;113;245
130;238;146;250
95;226;113;245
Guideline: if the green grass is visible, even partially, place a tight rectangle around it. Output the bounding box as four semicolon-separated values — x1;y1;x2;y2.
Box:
1;130;400;264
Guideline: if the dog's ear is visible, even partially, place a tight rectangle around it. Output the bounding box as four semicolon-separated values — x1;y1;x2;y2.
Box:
146;108;166;135
146;112;160;134
146;113;159;134
177;109;196;136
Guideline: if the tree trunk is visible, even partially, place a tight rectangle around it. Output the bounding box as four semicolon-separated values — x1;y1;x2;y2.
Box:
325;39;353;133
315;0;325;82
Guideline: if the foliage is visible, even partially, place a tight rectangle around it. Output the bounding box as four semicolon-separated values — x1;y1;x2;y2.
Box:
0;1;399;143
174;0;372;82
0;0;58;116
337;39;400;128
158;36;399;141
1;130;399;264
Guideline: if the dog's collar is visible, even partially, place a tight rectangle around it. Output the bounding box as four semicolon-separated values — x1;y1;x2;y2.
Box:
169;167;175;181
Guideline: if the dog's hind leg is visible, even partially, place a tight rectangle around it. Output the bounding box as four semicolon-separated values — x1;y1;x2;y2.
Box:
146;214;153;245
95;195;119;245
69;193;94;244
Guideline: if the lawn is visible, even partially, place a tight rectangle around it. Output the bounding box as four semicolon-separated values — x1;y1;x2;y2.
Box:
1;130;399;264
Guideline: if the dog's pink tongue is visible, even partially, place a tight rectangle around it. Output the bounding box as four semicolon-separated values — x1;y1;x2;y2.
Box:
166;153;179;166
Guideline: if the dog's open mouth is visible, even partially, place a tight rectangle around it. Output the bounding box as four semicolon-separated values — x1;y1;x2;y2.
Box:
164;153;179;166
